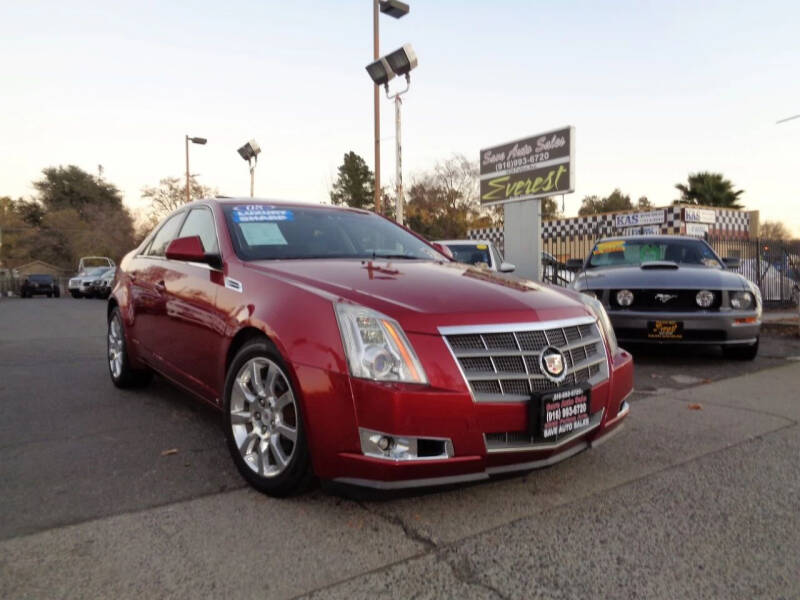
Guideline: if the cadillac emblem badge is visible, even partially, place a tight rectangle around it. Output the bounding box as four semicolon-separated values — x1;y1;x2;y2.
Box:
540;347;567;382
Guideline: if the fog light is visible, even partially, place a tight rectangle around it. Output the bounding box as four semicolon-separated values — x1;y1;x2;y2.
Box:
376;436;392;451
696;290;714;308
616;289;634;307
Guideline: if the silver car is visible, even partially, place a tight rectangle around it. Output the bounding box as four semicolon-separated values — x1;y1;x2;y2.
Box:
570;236;761;360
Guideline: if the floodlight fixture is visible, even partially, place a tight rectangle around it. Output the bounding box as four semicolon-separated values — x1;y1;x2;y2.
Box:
188;136;207;145
379;0;409;18
237;139;261;162
185;134;207;203
384;44;417;77
365;57;396;87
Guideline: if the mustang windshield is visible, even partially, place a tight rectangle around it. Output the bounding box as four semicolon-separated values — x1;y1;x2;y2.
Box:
587;238;723;269
224;205;444;261
444;244;491;266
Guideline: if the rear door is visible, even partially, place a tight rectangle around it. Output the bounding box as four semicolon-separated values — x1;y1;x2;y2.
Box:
128;211;187;359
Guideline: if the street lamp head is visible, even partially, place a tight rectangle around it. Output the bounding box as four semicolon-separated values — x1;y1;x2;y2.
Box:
189;136;207;145
379;0;409;18
385;44;417;77
365;57;396;86
237;139;261;162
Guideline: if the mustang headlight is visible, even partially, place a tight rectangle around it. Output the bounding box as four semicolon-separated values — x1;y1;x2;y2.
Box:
696;290;715;308
576;293;619;355
730;291;754;310
334;302;428;384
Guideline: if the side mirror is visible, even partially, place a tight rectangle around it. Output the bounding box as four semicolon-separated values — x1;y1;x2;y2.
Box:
431;242;454;260
566;258;585;272
166;236;221;268
499;262;516;273
723;257;740;270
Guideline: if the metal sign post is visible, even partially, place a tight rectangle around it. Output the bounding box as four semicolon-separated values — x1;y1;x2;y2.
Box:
479;126;575;281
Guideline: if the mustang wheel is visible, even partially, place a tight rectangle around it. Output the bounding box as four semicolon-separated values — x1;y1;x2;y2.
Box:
722;336;759;361
107;307;153;388
223;340;312;496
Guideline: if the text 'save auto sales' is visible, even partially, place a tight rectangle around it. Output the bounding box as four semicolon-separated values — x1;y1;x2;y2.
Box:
480;126;575;206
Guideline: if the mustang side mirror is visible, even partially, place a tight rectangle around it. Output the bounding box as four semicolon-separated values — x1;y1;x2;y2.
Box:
166;236;222;269
723;257;740;270
431;242;454;260
565;258;585;272
499;262;516;273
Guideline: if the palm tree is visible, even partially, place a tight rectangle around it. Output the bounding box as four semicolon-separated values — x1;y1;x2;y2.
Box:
674;172;744;209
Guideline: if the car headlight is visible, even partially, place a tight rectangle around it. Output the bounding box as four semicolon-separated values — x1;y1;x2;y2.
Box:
616;289;634;307
696;290;715;308
730;291;754;310
334;302;428;384
575;292;619;355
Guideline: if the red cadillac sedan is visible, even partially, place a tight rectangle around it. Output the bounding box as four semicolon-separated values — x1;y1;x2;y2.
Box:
108;199;632;496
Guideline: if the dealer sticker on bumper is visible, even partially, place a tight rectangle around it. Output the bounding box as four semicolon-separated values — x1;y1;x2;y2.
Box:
531;385;591;440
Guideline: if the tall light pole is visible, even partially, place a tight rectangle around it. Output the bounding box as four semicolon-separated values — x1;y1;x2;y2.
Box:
373;0;409;214
366;44;418;225
237;140;262;198
185;135;207;203
776;114;800;124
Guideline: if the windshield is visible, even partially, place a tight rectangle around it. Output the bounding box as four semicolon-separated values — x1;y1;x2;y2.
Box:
587;238;723;269
28;274;53;283
223;204;444;261
84;267;110;277
444;243;491;267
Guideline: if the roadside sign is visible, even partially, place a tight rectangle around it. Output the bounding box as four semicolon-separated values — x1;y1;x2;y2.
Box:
614;209;666;229
479;126;575;206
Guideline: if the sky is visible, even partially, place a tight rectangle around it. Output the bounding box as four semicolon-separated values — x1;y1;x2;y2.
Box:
2;0;799;234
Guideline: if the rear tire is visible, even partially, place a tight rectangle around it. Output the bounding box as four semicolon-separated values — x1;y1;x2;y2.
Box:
223;339;313;497
107;307;152;388
71;292;80;299
722;337;759;361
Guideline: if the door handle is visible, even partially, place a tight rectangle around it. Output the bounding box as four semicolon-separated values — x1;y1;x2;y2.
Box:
155;280;166;292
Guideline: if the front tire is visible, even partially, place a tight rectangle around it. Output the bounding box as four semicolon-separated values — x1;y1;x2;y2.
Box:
223;339;312;496
107;307;153;388
71;291;80;299
722;337;759;361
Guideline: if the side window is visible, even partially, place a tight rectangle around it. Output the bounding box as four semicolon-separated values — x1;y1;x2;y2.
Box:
490;245;504;269
178;208;219;254
146;213;185;257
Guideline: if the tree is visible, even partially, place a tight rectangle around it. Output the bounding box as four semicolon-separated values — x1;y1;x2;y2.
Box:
404;154;498;239
330;152;375;210
759;220;791;240
578;189;633;216
637;196;653;209
0;197;38;267
141;175;217;225
542;197;562;220
33;165;124;218
675;172;744;209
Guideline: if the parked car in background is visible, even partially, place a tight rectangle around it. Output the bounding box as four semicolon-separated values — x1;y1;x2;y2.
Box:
109;199;632;496
739;258;800;306
89;268;116;299
570;236;762;360
435;239;515;272
68;256;115;298
20;274;60;298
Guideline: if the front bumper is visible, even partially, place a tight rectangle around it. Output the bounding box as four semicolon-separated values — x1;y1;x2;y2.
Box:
301;349;634;490
609;310;760;345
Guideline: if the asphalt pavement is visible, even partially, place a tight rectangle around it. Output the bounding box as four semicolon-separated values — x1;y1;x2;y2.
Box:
1;297;799;599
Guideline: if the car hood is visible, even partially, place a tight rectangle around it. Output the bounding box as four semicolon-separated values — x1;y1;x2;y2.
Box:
576;264;749;290
247;259;592;334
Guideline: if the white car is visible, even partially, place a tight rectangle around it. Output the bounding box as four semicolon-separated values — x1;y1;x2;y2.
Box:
434;240;515;272
68;257;115;298
740;258;800;305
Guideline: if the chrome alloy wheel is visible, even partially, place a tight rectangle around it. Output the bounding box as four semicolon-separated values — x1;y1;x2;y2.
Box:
108;314;124;379
230;358;298;477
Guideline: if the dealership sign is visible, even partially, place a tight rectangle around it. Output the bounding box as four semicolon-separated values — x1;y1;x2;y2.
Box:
685;223;710;237
683;207;716;224
479;126;575;206
614;209;665;229
623;225;661;236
